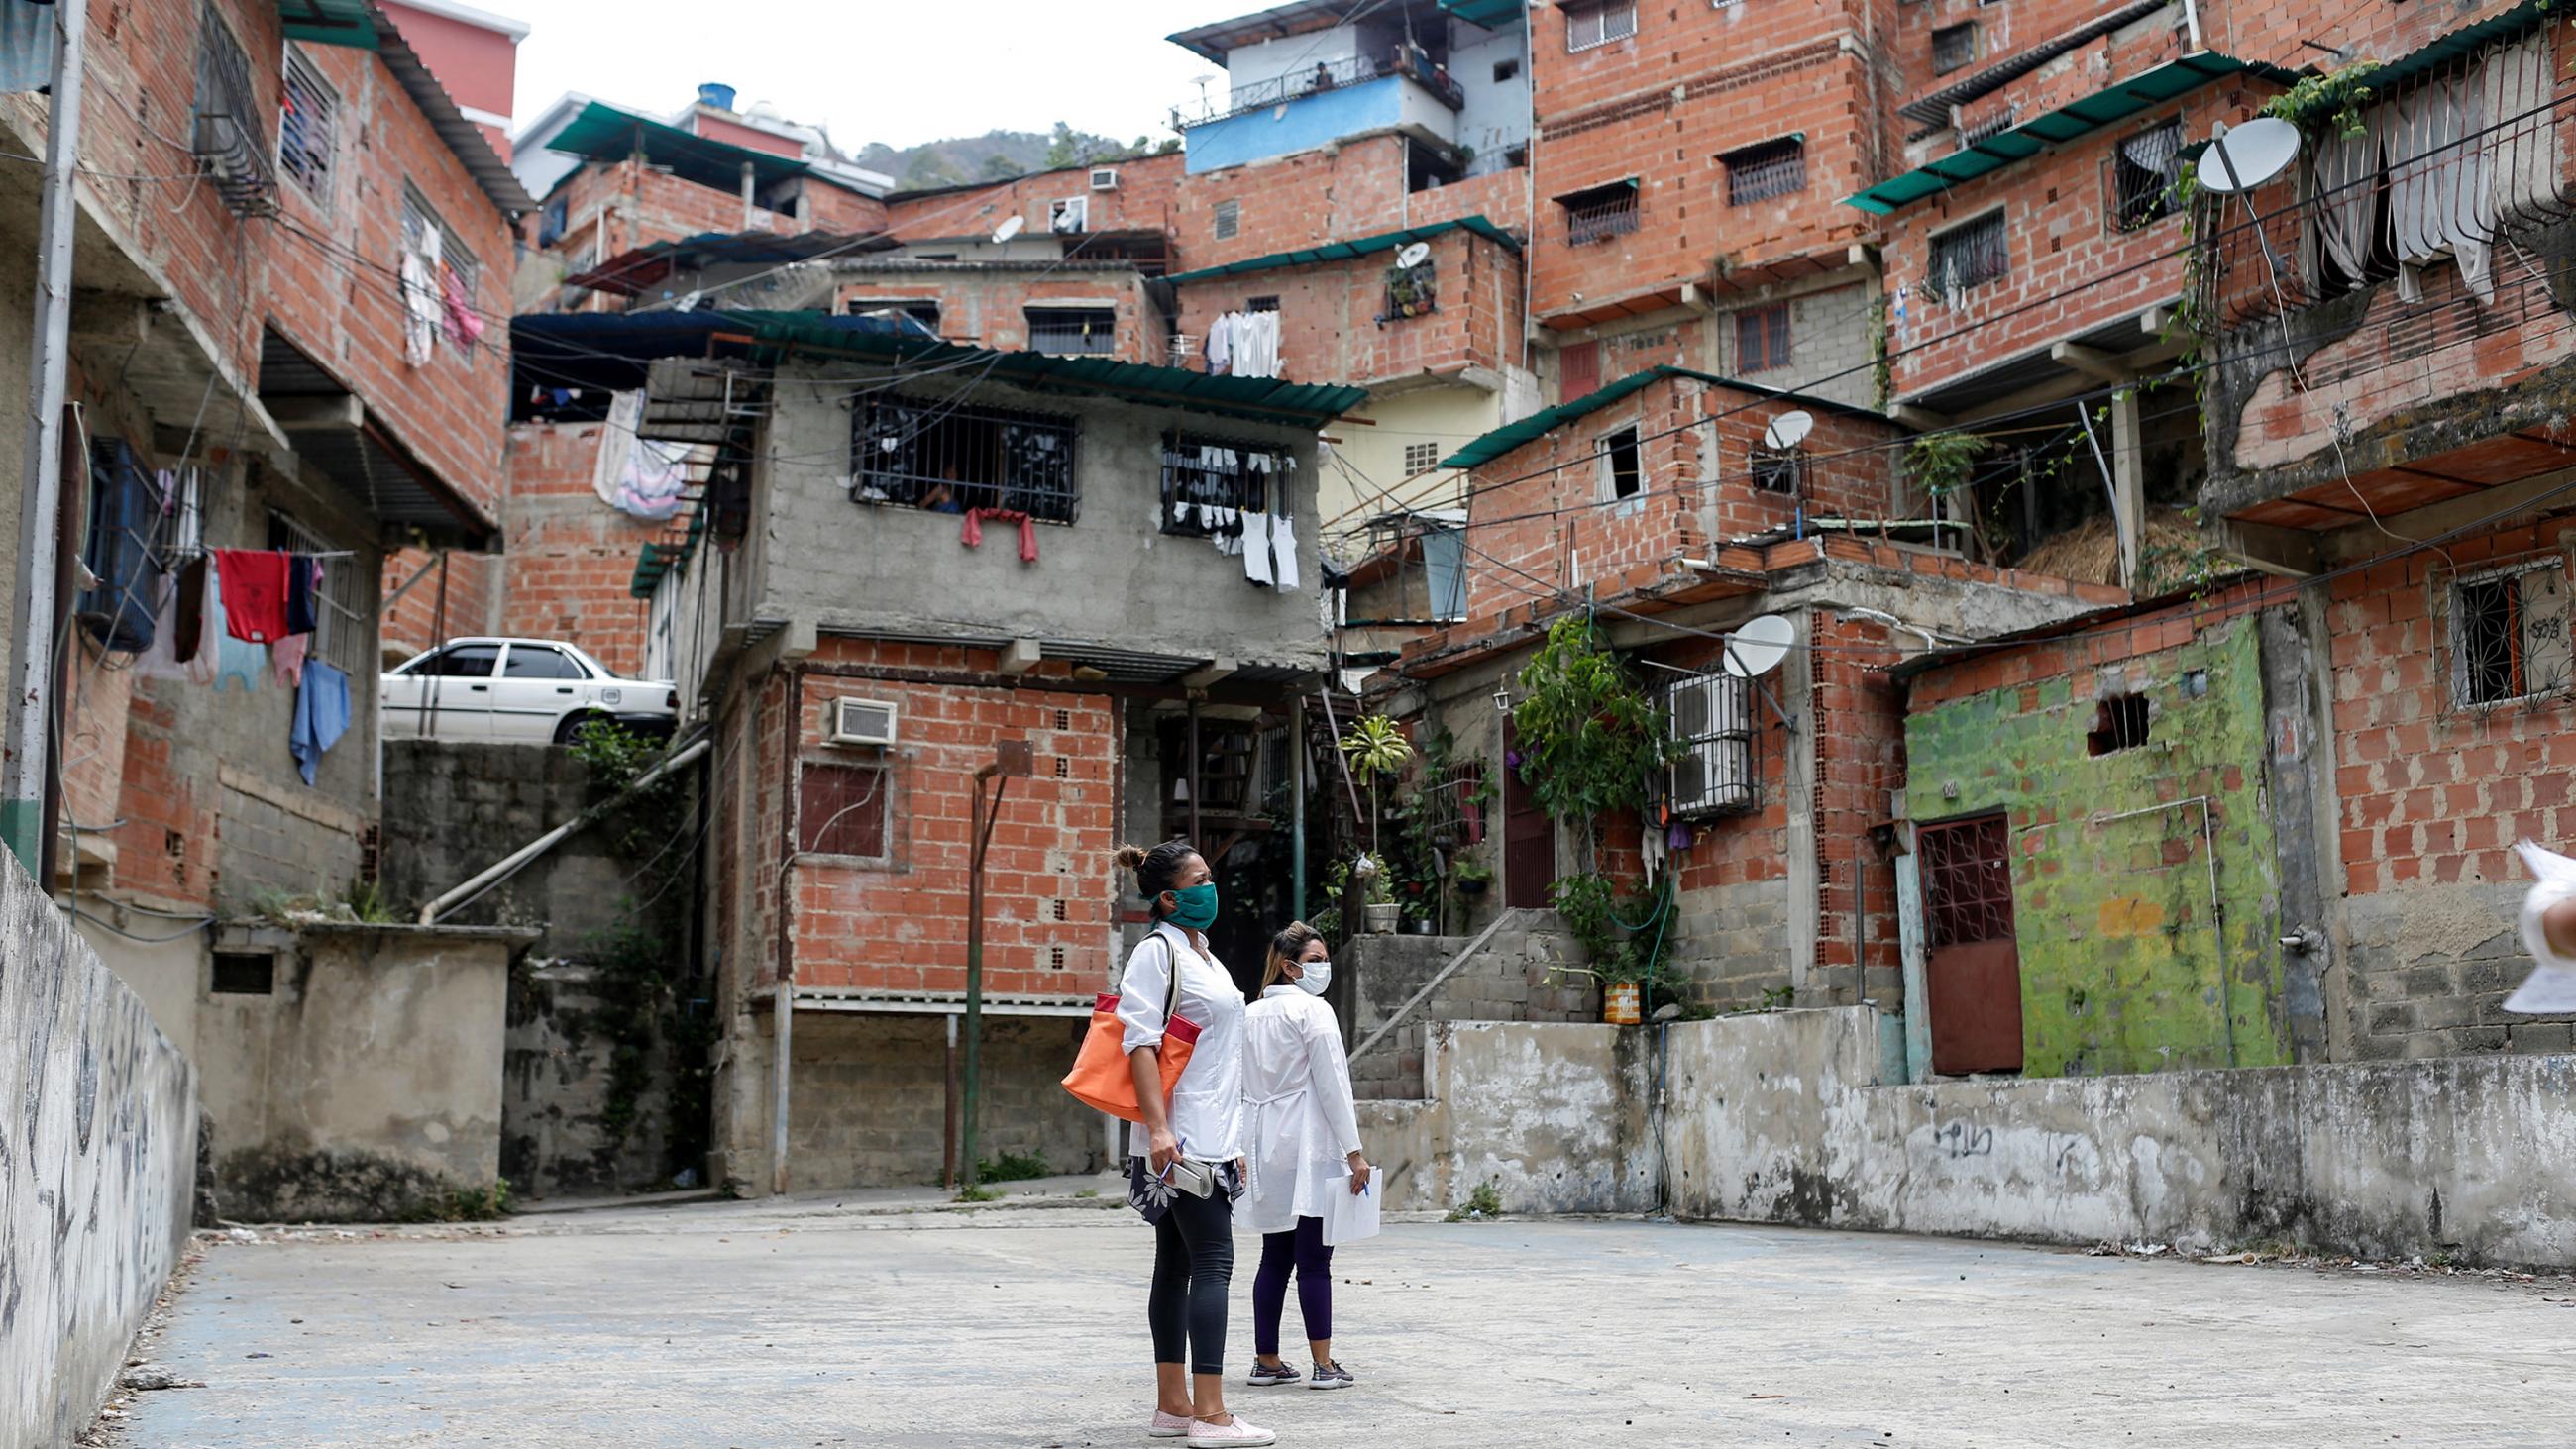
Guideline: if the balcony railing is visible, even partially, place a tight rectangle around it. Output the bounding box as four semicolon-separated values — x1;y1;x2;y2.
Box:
1171;49;1466;130
1563;188;1643;246
2196;31;2573;337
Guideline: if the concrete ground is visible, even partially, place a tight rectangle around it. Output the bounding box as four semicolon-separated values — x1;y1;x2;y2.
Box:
97;1190;2576;1449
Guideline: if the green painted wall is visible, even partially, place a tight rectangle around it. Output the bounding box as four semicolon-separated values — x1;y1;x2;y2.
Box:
1905;618;2290;1077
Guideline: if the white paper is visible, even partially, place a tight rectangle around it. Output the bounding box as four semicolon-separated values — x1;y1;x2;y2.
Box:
2506;840;2576;1014
1321;1166;1381;1247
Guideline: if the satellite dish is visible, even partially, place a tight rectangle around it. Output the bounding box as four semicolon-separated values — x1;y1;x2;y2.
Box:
1722;613;1794;679
1763;409;1814;451
991;214;1026;244
1394;241;1432;269
2199;116;2300;193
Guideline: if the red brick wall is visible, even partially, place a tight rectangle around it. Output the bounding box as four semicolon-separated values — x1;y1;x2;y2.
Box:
836;271;1160;361
2327;519;2576;898
885;151;1188;244
693;111;805;158
381;547;497;663
1527;0;1884;323
548;159;890;268
495;422;670;677
731;640;1119;1000
1170;225;1518;384
1807;610;1907;999
1168;136;1529;272
1463;374;1894;618
2219;0;2537;76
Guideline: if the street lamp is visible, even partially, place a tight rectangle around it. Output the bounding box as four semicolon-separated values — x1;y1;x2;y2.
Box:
959;739;1033;1190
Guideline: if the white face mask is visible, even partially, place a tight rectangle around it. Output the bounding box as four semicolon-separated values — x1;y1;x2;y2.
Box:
1294;960;1332;996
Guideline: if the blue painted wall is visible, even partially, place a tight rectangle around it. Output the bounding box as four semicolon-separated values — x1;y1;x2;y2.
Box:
1185;77;1406;174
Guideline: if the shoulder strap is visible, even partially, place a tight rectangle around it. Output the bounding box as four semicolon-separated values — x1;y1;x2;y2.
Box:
1160;933;1183;1024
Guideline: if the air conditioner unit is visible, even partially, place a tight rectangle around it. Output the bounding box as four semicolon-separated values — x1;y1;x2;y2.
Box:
1090;167;1121;191
1665;673;1756;817
1050;195;1090;234
828;696;901;747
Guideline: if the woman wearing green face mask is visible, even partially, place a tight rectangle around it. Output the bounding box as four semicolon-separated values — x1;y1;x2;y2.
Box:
1112;839;1271;1448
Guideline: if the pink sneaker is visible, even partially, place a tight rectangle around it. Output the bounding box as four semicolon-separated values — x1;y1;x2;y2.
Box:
1187;1414;1276;1447
1148;1408;1194;1438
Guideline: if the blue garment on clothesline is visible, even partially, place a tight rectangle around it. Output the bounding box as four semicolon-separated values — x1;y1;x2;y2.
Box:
291;660;350;786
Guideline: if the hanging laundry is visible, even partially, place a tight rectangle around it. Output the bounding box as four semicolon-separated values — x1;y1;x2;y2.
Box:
1270;513;1302;591
135;575;190;681
271;631;310;688
284;555;321;637
214;549;292;643
207;571;266;694
961;507;1038;563
1205;313;1234;375
616;440;693;521
179;558;215;687
290;660;352;786
399;246;440;367
1240;511;1275;586
441;265;485;349
594;392;644;505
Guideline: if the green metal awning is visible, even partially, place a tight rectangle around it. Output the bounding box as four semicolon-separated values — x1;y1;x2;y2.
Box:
2365;0;2545;93
746;316;1372;428
547;100;813;195
1844;52;2280;215
1439;0;1527;28
1160;215;1521;285
1440;365;1872;470
277;0;377;49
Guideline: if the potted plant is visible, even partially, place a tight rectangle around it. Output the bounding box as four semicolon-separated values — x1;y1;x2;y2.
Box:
1339;713;1415;854
1453;854;1494;898
1359;858;1400;934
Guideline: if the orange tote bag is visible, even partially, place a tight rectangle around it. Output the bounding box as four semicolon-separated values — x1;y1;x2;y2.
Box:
1063;937;1201;1121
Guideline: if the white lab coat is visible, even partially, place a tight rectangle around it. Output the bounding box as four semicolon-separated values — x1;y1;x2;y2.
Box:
1239;985;1369;1240
1115;922;1248;1163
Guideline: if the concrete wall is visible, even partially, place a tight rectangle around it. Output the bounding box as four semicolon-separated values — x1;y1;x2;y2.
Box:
1342;910;1596;1099
1;855;196;1449
1662;1006;2576;1266
196;923;525;1221
1355;1019;1655;1216
503;962;690;1199
754;365;1329;673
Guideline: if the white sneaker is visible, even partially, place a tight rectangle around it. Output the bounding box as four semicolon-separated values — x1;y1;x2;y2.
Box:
1186;1413;1276;1447
1308;1359;1354;1390
1148;1408;1194;1438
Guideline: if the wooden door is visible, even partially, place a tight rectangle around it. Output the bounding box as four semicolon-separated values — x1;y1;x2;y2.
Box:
1919;813;2024;1074
1501;720;1555;908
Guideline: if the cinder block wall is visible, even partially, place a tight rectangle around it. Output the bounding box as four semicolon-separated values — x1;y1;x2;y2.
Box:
1344;909;1596;1099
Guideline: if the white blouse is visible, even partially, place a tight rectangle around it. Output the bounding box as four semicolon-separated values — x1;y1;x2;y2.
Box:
1238;984;1364;1236
1114;921;1247;1162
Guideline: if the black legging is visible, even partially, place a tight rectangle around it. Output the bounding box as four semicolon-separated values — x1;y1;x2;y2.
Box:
1252;1216;1333;1356
1149;1184;1235;1375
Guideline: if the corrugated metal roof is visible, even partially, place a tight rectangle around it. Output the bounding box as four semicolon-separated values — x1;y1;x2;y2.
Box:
1897;0;2175;127
2367;0;2546;92
1438;0;1525;27
1159;215;1522;285
1441;365;1877;470
1846;52;2281;215
547;100;814;194
258;328;498;546
370;6;535;215
1167;0;1371;62
567;229;897;295
277;0;378;49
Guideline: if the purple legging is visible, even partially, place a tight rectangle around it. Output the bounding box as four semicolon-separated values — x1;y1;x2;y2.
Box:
1252;1216;1333;1355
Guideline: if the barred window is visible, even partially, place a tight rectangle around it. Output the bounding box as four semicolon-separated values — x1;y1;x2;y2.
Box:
1560;181;1641;245
1161;432;1295;536
1025;307;1117;356
1932;22;1978;74
800;762;890;859
192;3;274;216
1750;446;1805;494
2111;120;2185;232
268;512;370;679
400;186;481;356
1722;138;1807;206
1214;199;1241;240
277;45;337;209
1927;210;2009;298
1566;0;1638;51
1735;303;1791;373
854;394;1081;524
2452;561;2571;706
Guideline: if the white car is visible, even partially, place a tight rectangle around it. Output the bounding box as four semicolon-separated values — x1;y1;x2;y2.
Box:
382;637;678;745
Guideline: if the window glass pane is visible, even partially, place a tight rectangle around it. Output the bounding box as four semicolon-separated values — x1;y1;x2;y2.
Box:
431;644;500;678
504;646;585;679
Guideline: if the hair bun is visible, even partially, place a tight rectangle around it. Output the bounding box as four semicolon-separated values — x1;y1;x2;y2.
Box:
1112;844;1149;871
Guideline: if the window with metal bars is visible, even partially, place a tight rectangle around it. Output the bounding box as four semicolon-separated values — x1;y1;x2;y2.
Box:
2085;693;2152;754
800;761;890;859
1404;441;1442;474
853;394;1081;524
1926;210;2009;299
1920;813;2013;947
193;3;274;216
2452;561;2571;706
1665;671;1758;816
1025;307;1117;356
1722;137;1807;206
1750;446;1806;494
1932;22;1979;74
1214;199;1241;240
1245;295;1281;313
1161;432;1293;536
268;512;370;679
849;298;941;335
2110;120;2185;231
1566;0;1638;51
277;45;336;209
1559;181;1640;245
1735;302;1791;373
400;186;481;355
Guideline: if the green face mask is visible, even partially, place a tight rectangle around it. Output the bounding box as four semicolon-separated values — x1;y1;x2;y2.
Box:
1165;881;1220;930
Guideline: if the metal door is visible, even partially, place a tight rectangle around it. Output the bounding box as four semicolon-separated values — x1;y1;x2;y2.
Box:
1919;813;2024;1074
1501;719;1555;908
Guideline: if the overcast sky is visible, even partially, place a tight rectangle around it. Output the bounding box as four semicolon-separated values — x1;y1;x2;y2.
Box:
505;1;1242;154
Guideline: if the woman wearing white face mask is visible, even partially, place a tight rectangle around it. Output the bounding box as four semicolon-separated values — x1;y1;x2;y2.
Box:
1240;922;1373;1391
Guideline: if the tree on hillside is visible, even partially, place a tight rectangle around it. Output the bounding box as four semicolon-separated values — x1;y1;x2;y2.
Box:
1042;121;1083;170
981;155;1024;181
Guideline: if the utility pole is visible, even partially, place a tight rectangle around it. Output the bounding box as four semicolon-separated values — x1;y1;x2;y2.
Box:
958;738;1032;1190
4;0;87;878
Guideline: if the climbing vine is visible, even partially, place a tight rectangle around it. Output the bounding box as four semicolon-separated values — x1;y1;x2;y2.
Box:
2261;63;2381;140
